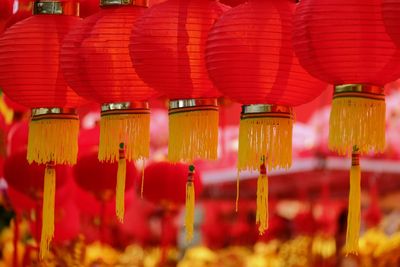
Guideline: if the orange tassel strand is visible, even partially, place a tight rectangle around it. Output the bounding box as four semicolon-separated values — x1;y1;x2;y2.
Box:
344;147;361;255
185;165;196;242
256;156;269;235
116;143;127;223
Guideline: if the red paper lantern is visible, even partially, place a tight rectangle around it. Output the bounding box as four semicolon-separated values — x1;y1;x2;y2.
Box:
143;161;202;206
206;0;325;234
292;0;400;254
292;0;400;155
4;149;69;200
130;0;229;163
0;1;84;258
73;150;137;201
61;0;157;164
61;1;158;222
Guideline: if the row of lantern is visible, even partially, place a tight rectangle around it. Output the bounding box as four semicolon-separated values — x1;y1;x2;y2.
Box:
1;0;400;259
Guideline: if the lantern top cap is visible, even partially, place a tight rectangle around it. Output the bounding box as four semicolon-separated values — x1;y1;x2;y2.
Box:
100;0;148;7
33;1;79;16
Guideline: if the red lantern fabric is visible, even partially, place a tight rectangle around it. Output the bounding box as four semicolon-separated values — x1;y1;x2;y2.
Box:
142;161;202;206
61;5;157;105
73;149;137;200
0;14;85;108
4;149;70;200
206;0;326;106
292;0;400;86
78;0;101;17
383;0;400;48
0;0;14;33
130;0;228;99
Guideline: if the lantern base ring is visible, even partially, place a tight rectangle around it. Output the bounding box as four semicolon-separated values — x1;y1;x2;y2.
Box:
241;104;293;120
100;0;134;6
101;102;150;117
169;98;218;114
31;108;77;120
334;84;384;100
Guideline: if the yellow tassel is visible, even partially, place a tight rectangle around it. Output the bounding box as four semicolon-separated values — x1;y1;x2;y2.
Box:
0;94;13;124
185;165;196;242
344;150;361;255
116;143;126;223
239;117;292;172
169;109;218;163
99;112;150;163
28;116;79;165
256;158;268;235
40;164;56;259
141;159;145;199
235;171;240;212
329;96;385;156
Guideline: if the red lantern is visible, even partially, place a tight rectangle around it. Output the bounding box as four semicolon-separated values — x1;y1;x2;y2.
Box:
143;161;202;206
292;0;400;254
73;150;137;202
0;0;84;258
0;0;14;33
205;0;325;234
130;0;229;163
61;0;158;223
4;149;70;200
143;161;202;241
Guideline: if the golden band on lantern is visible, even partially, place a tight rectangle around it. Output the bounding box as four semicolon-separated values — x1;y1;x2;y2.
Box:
329;84;385;156
100;0;148;7
168;98;219;162
239;104;294;172
33;0;79;16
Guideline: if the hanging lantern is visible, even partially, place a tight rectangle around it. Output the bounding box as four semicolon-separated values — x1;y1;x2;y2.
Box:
205;0;325;235
143;161;202;241
130;0;229;163
61;0;158;223
4;149;70;201
0;0;84;258
74;150;137;203
292;0;400;254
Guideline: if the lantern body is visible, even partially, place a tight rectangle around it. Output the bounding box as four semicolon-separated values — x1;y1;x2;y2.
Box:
130;0;227;99
142;161;202;206
4;149;69;200
73;150;137;200
0;15;85;108
63;6;157;104
206;0;325;106
292;0;400;86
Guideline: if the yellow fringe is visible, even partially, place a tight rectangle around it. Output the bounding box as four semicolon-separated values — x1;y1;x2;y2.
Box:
256;173;269;235
39;165;56;259
116;156;126;223
99;113;150;163
329;97;385;156
169;110;218;163
185;181;195;242
344;162;361;255
27;118;79;165
238;117;292;172
0;94;13;124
